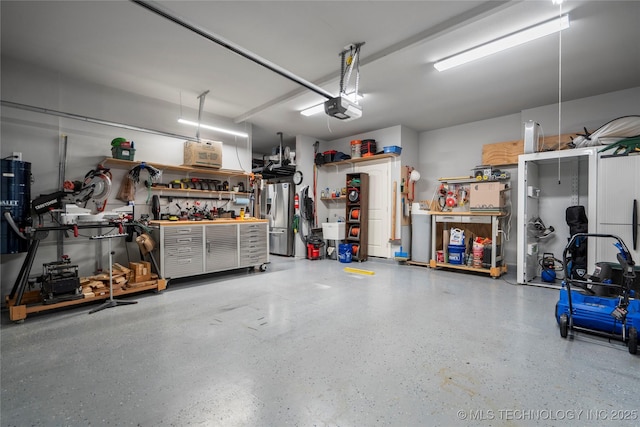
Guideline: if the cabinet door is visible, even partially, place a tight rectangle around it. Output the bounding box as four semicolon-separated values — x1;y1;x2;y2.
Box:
597;155;640;261
239;222;268;267
355;164;388;258
205;224;238;272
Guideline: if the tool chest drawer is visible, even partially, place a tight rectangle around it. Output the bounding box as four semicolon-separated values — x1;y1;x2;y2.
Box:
240;241;268;254
162;226;203;245
240;234;265;246
239;223;267;238
164;254;204;278
434;215;491;224
239;250;268;267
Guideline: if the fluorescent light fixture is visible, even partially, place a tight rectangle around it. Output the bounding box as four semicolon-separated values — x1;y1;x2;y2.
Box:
434;14;570;72
178;118;248;138
300;104;326;117
300;92;363;116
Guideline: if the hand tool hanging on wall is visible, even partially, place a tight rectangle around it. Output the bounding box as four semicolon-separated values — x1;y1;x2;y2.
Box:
128;162;162;203
151;195;161;220
128;162;161;184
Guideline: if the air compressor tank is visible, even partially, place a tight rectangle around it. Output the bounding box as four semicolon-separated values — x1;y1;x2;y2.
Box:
1;159;31;254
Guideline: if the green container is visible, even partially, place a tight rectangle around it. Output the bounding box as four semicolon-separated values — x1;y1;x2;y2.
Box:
112;146;135;161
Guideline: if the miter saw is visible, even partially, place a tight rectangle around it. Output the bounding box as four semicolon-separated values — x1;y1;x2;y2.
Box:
75;166;113;210
31;166;126;224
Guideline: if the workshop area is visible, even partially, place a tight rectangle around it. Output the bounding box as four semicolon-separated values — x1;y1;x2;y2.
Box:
1;1;640;425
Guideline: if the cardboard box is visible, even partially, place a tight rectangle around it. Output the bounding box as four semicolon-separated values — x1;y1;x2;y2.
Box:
129;261;152;283
183;140;223;168
470;182;509;211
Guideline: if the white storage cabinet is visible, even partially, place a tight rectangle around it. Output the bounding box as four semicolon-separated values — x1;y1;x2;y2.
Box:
516;148;599;286
596;153;640;262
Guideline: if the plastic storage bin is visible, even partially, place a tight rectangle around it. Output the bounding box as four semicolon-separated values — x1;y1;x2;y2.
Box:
361;139;376;157
383;145;402;154
112;146;135;161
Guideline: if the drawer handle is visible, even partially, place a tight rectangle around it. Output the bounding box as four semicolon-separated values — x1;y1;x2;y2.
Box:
178;247;192;253
177;258;192;265
177;238;193;243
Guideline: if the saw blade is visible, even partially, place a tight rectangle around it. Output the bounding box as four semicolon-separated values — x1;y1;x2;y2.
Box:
84;173;112;200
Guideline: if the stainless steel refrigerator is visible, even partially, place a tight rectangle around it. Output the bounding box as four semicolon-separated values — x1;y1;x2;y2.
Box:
261;182;295;256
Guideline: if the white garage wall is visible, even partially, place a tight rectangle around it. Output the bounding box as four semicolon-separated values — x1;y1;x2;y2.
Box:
417;86;640;267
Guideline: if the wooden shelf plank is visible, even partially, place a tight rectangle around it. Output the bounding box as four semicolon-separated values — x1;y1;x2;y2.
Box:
151;187;251;196
102;158;253;178
322;152;399;167
430;261;507;278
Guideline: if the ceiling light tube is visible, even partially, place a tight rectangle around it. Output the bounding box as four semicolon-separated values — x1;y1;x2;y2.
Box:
434;14;570;72
300;104;326;117
300;92;364;116
178;118;248;138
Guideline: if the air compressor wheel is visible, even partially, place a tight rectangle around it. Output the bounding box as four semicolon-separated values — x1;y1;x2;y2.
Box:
628;327;638;355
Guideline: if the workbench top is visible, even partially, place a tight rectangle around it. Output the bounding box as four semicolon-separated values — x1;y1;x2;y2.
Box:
149;218;267;226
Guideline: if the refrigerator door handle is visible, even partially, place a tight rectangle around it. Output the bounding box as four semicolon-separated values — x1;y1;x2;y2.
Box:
271;190;278;222
633;199;637;251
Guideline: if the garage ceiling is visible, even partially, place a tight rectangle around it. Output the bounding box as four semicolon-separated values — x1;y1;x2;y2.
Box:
2;1;639;153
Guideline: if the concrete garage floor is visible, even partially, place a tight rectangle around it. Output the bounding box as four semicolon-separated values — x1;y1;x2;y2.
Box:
1;257;638;426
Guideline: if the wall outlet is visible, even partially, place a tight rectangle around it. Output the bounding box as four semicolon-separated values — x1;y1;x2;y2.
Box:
527;243;538;256
12;152;22;161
